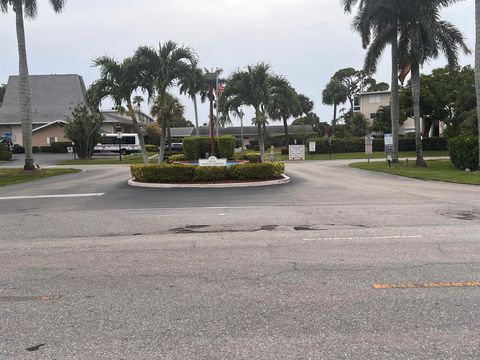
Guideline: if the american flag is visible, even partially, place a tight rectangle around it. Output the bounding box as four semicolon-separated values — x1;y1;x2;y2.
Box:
217;83;225;97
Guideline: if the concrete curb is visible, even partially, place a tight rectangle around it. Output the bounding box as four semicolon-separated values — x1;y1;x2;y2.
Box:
128;174;290;189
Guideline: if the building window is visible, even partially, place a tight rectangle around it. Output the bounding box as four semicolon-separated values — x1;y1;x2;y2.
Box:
46;137;58;145
353;95;361;112
369;95;381;104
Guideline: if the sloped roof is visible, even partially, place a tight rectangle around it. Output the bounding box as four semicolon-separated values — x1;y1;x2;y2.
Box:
101;110;155;125
0;74;87;125
171;127;195;137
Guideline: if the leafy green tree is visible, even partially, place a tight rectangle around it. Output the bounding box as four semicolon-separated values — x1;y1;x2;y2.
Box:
345;113;369;137
134;41;197;163
0;84;6;106
1;0;66;170
400;66;476;137
64;104;104;160
150;93;187;151
333;67;388;115
222;63;286;161
267;81;302;149
298;94;314;115
371;106;392;134
179;65;205;136
88;56;151;165
322;78;348;137
396;0;470;166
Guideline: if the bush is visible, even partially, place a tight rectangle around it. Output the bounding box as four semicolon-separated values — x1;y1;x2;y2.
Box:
0;150;12;161
448;136;479;171
145;144;159;152
229;162;285;180
131;164;195;183
183;136;234;160
193;166;226;182
167;154;187;163
217;136;235;159
33;146;53;153
423;137;448;151
130;162;286;183
50;142;72;153
233;152;262;163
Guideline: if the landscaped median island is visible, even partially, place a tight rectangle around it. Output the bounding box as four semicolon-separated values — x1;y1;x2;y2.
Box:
350;160;480;186
129;162;288;188
0;168;81;187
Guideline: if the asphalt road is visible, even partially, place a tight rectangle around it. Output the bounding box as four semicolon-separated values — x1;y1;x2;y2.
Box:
1;160;480;359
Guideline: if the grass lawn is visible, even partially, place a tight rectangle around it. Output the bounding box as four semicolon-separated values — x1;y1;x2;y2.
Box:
0;168;81;187
275;150;448;161
59;152;158;165
350;160;480;186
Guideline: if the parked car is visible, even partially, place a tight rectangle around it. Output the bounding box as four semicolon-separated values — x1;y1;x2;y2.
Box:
11;144;25;154
165;143;183;152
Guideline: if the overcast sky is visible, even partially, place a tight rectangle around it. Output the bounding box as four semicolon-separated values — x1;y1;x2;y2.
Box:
0;0;475;126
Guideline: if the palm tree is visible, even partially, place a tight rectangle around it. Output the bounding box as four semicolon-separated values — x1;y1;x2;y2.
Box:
343;0;406;162
134;41;197;163
88;56;151;165
268;80;302;150
476;0;480;169
179;65;204;136
150;93;185;153
396;1;470;166
222;63;282;162
322;78;348;137
1;0;66;170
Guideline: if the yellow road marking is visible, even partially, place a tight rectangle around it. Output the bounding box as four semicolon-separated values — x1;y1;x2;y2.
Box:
373;281;480;289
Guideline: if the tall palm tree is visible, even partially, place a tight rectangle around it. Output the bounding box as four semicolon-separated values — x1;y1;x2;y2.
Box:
396;0;469;166
1;0;66;170
322;78;348;137
179;66;205;136
343;0;405;162
134;41;197;163
88;56;151;165
222;63;282;162
150;93;185;153
267;80;302;149
476;0;480;169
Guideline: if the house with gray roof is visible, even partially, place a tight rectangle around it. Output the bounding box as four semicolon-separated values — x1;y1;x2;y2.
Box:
0;74;87;146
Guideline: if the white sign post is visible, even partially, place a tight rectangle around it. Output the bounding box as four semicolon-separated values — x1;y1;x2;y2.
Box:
199;156;227;167
289;145;305;161
384;133;394;164
308;142;316;160
365;135;373;163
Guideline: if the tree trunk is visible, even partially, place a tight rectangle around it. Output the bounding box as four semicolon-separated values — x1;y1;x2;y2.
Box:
240;115;245;152
158;118;166;164
14;0;34;170
390;35;400;163
411;64;426;167
193;95;199;136
255;108;265;162
332;103;337;138
283;117;289;150
476;0;480;169
127;101;149;165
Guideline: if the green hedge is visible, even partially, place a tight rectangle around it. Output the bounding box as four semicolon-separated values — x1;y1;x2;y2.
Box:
233;152;262;163
183;136;234;160
130;162;285;183
281;137;448;155
0;150;12;161
167;154;187;163
50;142;72;153
145;145;159;152
448;136;479;171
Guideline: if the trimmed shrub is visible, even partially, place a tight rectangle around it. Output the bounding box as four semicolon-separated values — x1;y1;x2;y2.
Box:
131;164;195;183
233;152;262;163
193;166;226;182
448;136;479;171
167;154;187;163
217;136;235;159
145;144;159;152
50;142;72;153
33;146;53;153
423;137;448;151
229;162;285;180
0;150;12;161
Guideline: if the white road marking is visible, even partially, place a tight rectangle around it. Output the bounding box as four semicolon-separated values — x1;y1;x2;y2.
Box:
0;193;105;200
303;235;423;241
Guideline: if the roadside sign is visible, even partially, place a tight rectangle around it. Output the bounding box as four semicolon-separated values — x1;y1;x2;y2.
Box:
117;132;123;139
309;141;316;153
67;147;73;153
289;145;305;161
365;136;373;155
384;133;394;158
